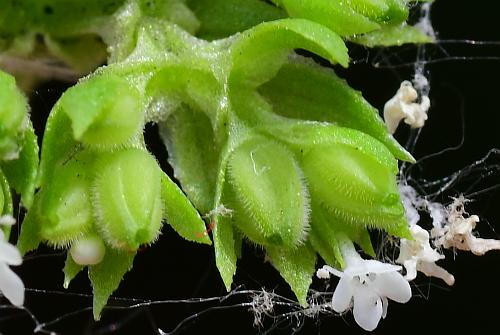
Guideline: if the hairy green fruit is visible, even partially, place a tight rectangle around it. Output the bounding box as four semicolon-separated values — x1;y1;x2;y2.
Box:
227;138;309;247
301;144;409;237
93;149;163;250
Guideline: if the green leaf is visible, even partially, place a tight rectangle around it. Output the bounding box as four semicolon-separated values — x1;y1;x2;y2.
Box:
227;137;309;247
1;121;39;208
89;247;135;320
266;242;316;306
230;18;348;87
259;57;414;162
271;0;380;37
352;23;433;47
159;105;218;214
160;173;211;245
348;0;390;21
309;201;375;268
188;0;286;40
63;253;84;289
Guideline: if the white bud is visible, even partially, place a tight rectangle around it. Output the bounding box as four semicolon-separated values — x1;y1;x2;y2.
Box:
70;236;106;265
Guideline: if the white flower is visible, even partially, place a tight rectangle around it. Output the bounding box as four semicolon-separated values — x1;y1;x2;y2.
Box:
432;196;500;255
397;225;455;286
383;80;430;134
0;229;24;306
318;237;411;331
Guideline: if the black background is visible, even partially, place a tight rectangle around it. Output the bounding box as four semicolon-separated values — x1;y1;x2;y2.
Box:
2;1;500;334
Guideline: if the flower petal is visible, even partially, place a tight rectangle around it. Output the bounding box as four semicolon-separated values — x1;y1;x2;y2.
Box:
353;287;383;331
0;263;24;306
345;260;400;277
0;241;22;265
372;271;411;303
332;277;353;312
381;296;388;319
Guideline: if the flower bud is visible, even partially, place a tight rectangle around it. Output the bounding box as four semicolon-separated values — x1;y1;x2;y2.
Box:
70;234;106;265
301;144;408;237
59;74;143;148
227;138;309;247
92;149;163;250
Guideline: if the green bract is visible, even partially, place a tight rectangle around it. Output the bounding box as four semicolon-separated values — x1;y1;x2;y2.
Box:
59;74;143;148
4;0;431;319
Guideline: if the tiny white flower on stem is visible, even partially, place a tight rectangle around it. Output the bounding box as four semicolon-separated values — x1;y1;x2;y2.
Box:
0;229;24;306
318;235;411;331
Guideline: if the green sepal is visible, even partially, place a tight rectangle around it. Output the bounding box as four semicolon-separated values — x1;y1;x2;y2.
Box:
89;247;135;320
233;227;244;259
309;229;344;269
63;252;84;289
352;24;433;47
227;137;309;247
159;105;218;214
213;213;238;291
1;121;39;208
16;200;43;255
271;0;380;37
309;201;376;269
187;0;286;40
160;173;211;245
230;18;348;87
259;57;414;162
266;242;316;306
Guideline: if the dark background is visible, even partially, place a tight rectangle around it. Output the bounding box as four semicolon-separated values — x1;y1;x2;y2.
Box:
2;1;500;334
